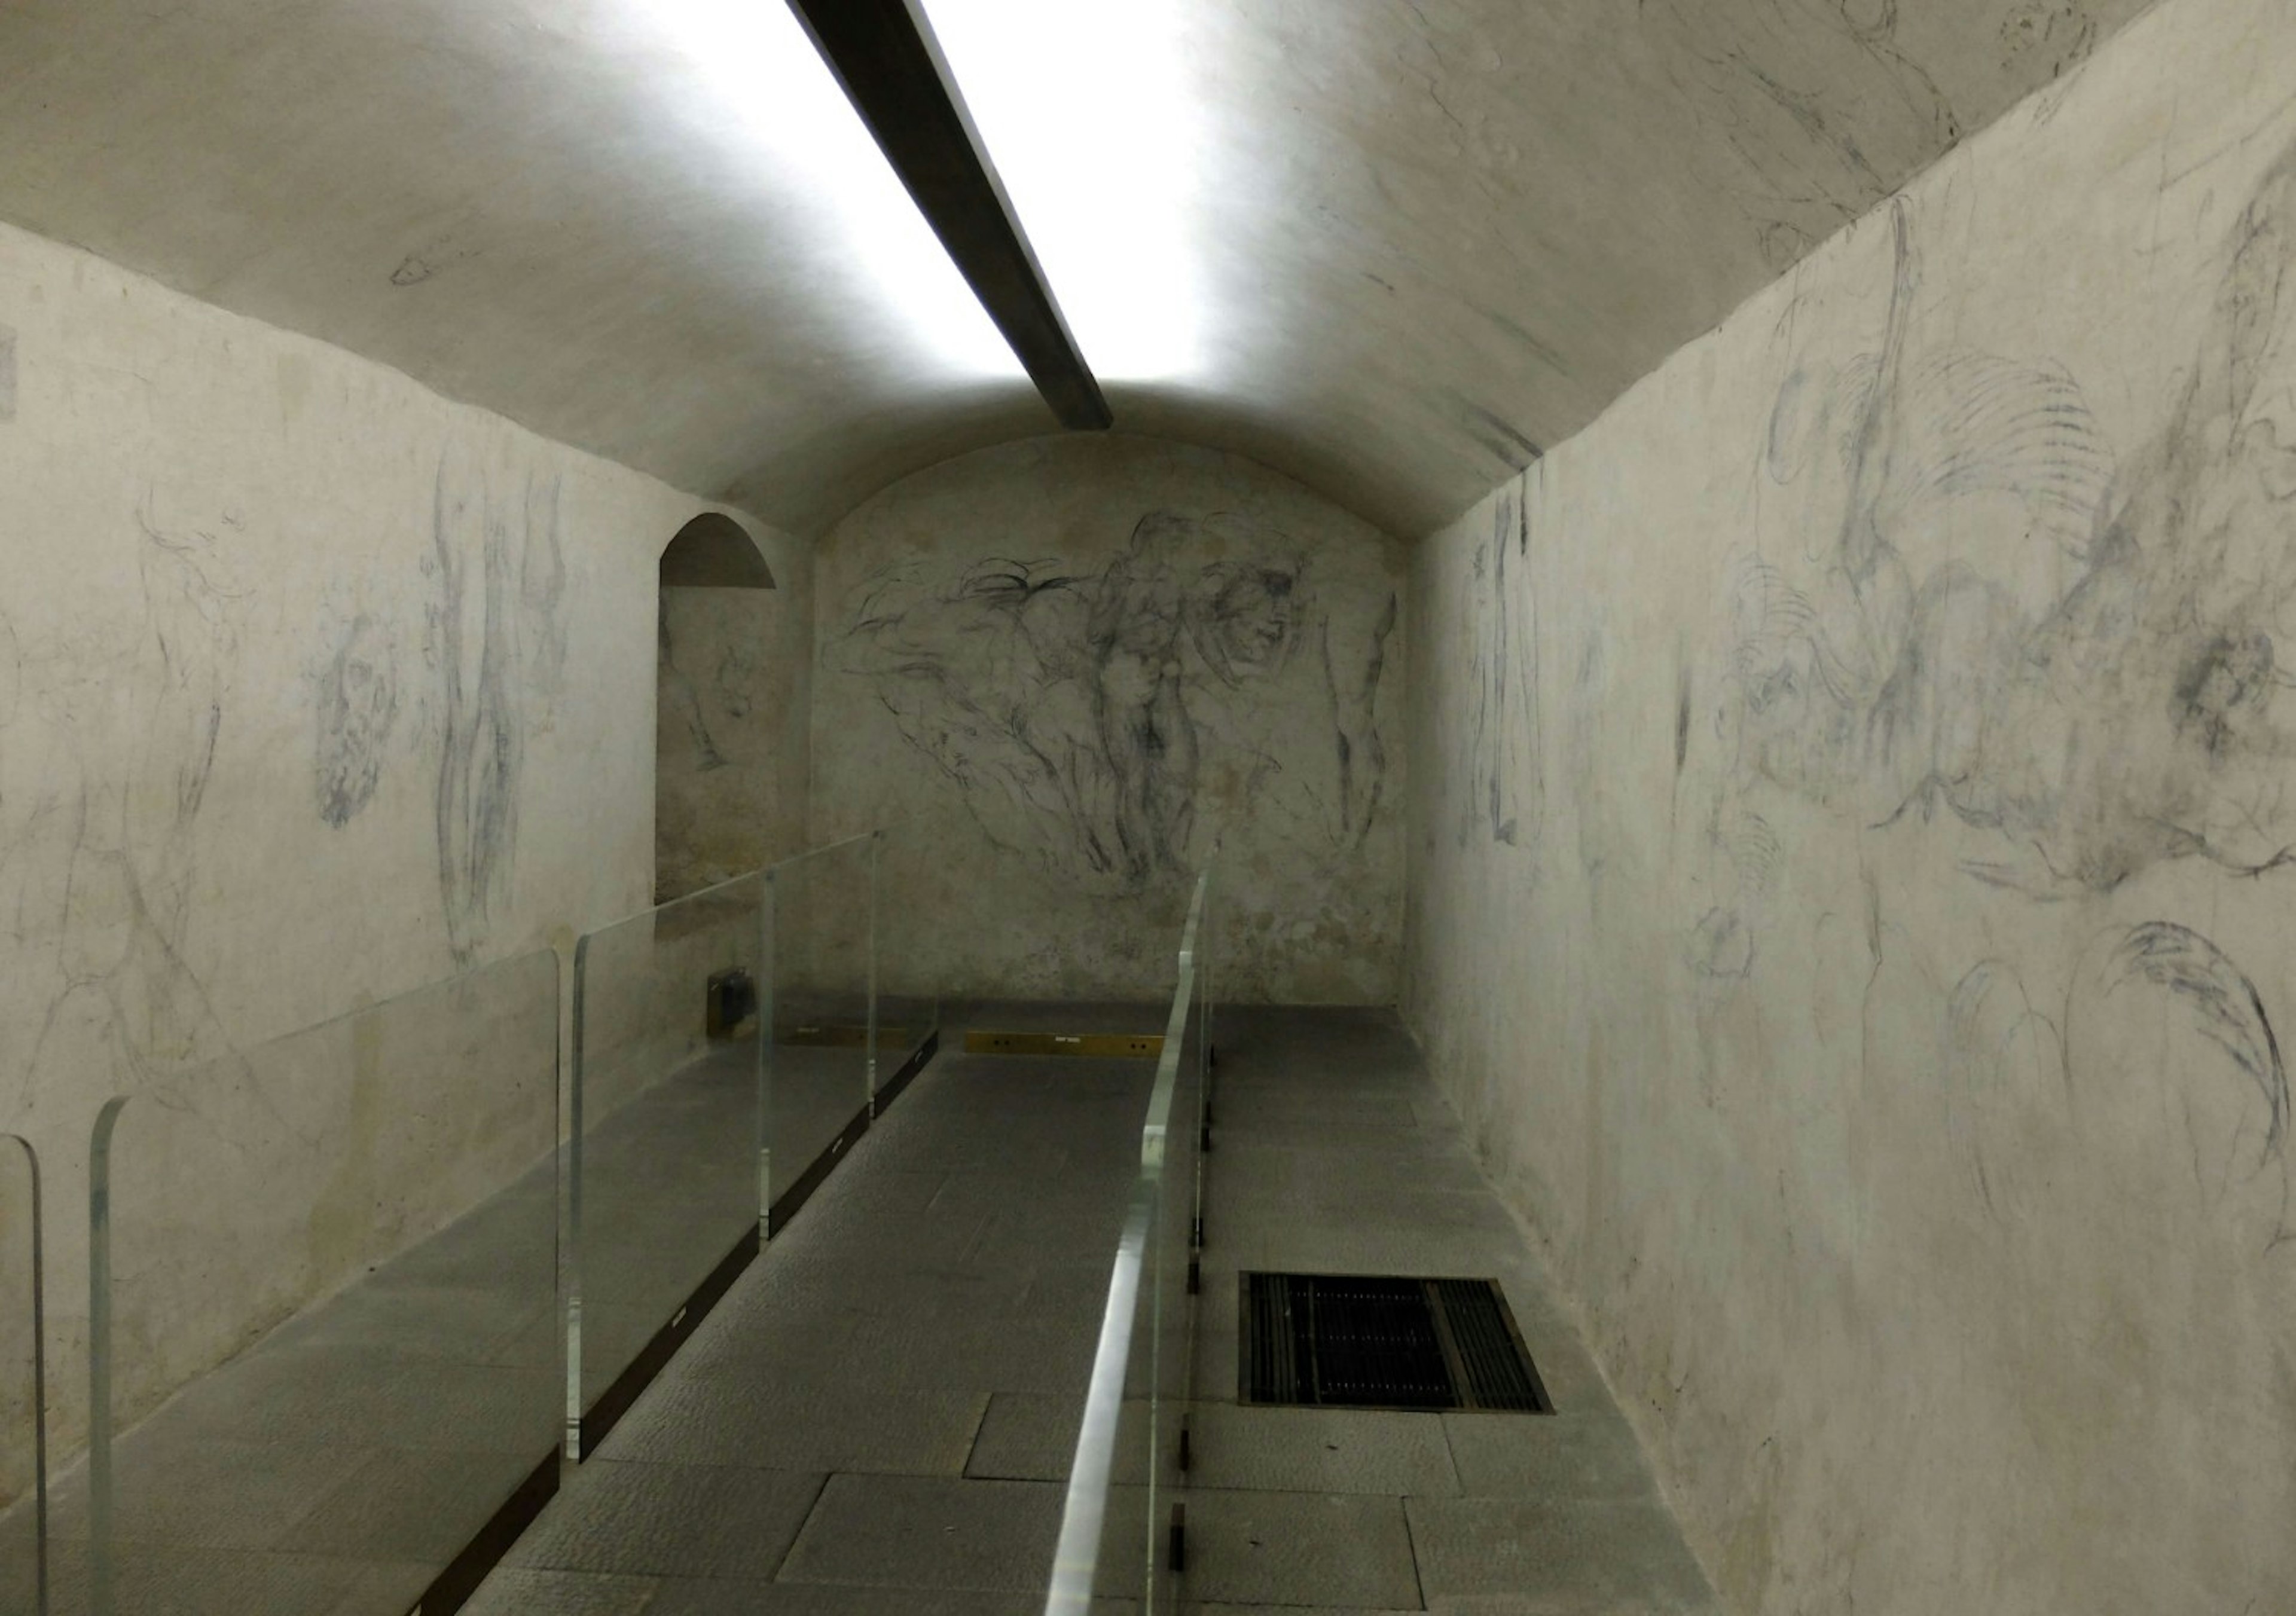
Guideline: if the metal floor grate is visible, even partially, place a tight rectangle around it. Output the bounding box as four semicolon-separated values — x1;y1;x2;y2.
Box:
1241;1272;1553;1413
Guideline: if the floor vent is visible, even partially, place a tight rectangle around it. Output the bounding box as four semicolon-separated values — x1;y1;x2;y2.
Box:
1241;1272;1552;1413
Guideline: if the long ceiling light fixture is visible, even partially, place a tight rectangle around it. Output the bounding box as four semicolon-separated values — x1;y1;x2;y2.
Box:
784;0;1113;431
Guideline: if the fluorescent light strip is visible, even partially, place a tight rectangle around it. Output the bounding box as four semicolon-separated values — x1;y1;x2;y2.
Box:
627;0;1021;381
918;0;1208;384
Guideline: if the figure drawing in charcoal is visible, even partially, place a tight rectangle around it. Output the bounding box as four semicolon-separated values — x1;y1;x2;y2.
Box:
1717;140;2296;909
1687;137;2296;1251
0;496;243;1125
1642;0;2100;270
835;510;1395;892
426;451;562;965
1457;478;1540;853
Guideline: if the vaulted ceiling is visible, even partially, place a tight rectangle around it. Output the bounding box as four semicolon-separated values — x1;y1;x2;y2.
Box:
0;0;2150;536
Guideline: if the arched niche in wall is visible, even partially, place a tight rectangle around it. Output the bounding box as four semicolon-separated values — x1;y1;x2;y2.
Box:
655;512;788;903
660;512;776;590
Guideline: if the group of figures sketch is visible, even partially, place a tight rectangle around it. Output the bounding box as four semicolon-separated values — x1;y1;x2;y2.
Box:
1674;135;2296;1251
833;510;1397;893
1711;140;2296;901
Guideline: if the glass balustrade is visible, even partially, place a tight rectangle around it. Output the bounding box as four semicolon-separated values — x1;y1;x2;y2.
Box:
871;823;944;1110
762;833;878;1229
0;1133;46;1615
568;872;767;1454
86;948;561;1615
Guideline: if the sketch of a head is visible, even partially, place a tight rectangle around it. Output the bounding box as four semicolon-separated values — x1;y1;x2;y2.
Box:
1127;510;1196;558
2169;631;2276;756
314;614;399;828
1192;560;1306;685
1836;0;1896;42
1995;1;2099;70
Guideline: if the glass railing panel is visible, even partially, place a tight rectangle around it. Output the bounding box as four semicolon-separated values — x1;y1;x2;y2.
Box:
1144;933;1204;1613
87;948;560;1616
570;872;764;1435
0;1135;45;1614
871;823;942;1096
764;835;875;1227
1048;873;1206;1614
1192;860;1216;1316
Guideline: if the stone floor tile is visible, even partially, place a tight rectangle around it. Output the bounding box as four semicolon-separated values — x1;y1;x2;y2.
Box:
1404;1497;1717;1609
648;1579;1049;1614
600;1379;989;1477
776;1473;1064;1594
2;1539;380;1616
1189;1405;1461;1497
505;1461;825;1579
965;1392;1085;1481
1176;1490;1422;1609
454;1566;661;1616
286;1446;544;1561
1441;1412;1657;1501
1188;1606;1416;1615
39;1434;366;1551
965;1394;1152;1484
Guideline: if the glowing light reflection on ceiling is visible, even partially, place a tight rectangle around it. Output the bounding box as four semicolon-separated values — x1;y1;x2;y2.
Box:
918;0;1209;384
630;0;1022;381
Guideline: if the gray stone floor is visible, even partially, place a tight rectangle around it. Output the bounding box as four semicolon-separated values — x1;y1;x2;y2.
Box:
468;1006;1719;1616
480;1024;1155;1616
0;1031;895;1616
1176;1007;1718;1615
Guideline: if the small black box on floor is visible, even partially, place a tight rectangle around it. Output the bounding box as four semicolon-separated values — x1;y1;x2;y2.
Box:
706;967;756;1038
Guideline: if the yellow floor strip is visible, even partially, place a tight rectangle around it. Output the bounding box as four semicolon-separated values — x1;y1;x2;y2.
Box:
963;1030;1164;1059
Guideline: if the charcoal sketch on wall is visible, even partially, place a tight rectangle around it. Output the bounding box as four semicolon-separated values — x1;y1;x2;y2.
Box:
658;606;726;774
1702;143;2296;980
0;497;242;1123
1947;919;2292;1252
428;453;560;963
1455;476;1541;852
1644;0;2100;269
834;509;1397;893
312;610;399;827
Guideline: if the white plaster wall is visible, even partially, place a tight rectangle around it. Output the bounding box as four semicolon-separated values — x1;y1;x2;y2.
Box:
0;219;807;1501
1406;0;2296;1606
813;434;1406;1004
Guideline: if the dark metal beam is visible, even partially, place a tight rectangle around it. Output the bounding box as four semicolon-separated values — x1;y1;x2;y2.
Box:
786;0;1113;431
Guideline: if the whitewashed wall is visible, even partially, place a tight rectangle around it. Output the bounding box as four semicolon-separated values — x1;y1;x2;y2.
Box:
0;219;807;1497
1407;0;2296;1606
813;434;1406;1004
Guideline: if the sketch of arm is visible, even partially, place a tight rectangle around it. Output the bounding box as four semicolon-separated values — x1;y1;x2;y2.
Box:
1321;591;1399;848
